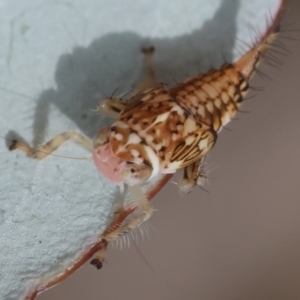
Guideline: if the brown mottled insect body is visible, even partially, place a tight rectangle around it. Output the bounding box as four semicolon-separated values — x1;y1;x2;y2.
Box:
8;21;280;268
171;63;249;132
109;84;217;176
103;61;251;195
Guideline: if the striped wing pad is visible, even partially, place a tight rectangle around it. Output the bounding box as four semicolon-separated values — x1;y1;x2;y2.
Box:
108;84;217;174
170;63;249;132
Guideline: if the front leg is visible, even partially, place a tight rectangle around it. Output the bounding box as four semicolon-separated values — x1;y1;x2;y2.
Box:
9;131;94;160
133;46;156;94
96;98;128;119
95;46;156;119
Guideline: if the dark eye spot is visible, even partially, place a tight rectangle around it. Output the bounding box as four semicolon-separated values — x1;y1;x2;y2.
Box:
131;168;136;173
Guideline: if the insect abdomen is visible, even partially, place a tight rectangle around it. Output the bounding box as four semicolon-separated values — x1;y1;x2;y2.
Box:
169;63;249;132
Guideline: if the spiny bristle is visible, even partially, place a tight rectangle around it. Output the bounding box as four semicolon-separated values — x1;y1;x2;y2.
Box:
232;2;291;80
110;220;152;250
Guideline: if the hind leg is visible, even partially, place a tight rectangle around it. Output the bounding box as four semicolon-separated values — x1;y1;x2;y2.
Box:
90;185;154;269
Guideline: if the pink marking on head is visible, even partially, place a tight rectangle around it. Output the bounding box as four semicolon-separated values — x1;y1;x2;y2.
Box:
93;144;126;185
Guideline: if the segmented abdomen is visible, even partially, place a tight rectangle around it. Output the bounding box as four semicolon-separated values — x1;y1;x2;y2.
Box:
170;63;249;132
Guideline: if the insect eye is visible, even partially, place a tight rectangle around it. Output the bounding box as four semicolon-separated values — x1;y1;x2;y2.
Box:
122;163;152;186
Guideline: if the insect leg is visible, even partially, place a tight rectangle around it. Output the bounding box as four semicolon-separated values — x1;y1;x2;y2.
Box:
96;98;127;119
91;185;153;269
90;239;108;270
107;186;153;240
10;131;93;160
96;46;156;119
133;46;156;94
178;158;205;194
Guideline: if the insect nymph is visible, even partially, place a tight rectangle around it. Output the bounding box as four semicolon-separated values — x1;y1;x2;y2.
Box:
10;24;278;269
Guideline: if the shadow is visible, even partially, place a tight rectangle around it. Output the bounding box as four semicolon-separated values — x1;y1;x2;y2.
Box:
28;0;240;147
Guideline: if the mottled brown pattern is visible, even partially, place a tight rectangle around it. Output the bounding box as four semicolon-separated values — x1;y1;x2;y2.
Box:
109;84;217;172
7;6;284;285
170;63;249;132
108;61;249;175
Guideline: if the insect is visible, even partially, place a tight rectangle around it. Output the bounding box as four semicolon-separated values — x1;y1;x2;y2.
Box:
8;19;280;270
